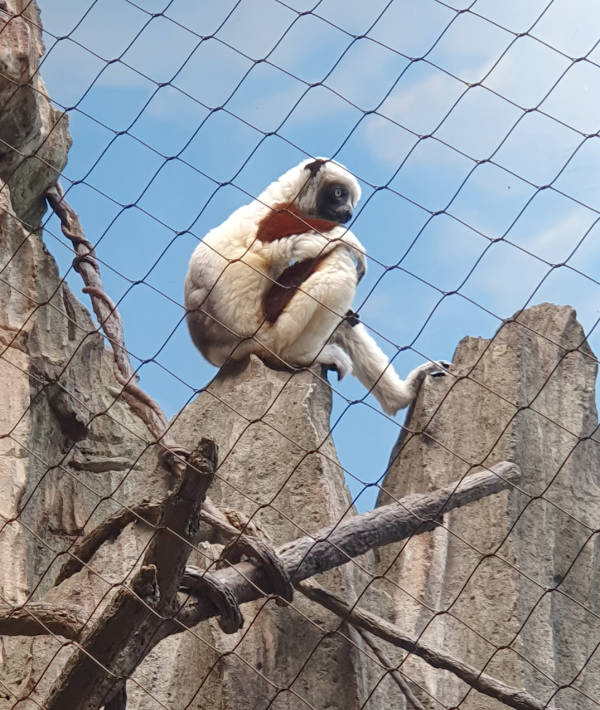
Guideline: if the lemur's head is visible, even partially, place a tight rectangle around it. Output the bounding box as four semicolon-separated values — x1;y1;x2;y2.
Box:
255;158;362;244
268;157;360;224
294;158;361;224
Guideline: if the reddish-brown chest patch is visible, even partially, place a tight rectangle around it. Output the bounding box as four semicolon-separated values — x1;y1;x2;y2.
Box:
256;204;338;242
263;256;326;323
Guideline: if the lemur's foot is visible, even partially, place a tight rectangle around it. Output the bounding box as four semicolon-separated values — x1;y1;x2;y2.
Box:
379;360;452;416
344;309;360;327
319;343;352;380
428;360;451;378
324;360;351;381
405;360;452;393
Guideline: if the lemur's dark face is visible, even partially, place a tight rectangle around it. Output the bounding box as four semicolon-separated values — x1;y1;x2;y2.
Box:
315;181;354;223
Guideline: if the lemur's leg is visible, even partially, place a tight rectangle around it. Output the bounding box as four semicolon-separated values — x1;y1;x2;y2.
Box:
185;254;273;366
332;320;450;415
257;247;357;374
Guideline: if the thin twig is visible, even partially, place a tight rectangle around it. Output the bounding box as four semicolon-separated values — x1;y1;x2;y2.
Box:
353;626;428;710
53;499;248;587
297;580;552;710
54;501;162;587
0;602;85;640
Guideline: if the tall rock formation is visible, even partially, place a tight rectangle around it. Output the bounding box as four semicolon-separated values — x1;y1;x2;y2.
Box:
375;304;600;709
0;2;162;705
137;357;382;710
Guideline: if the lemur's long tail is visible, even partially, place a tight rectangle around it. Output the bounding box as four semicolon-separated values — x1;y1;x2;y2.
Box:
331;320;433;415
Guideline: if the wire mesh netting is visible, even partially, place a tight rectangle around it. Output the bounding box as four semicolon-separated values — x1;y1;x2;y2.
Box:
1;1;600;709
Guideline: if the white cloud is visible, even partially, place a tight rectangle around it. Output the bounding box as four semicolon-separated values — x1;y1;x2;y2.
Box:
463;207;599;314
379;67;465;136
483;35;569;108
526;209;598;263
532;0;600;57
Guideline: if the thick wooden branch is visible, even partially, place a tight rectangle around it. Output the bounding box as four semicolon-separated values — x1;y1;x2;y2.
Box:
1;460;522;704
44;440;216;710
104;684;126;710
0;602;85;640
43;461;518;708
277;461;519;582
142;439;217;613
297;580;550;710
44;565;160;710
176;462;520;630
54;501;161;587
54;495;258;587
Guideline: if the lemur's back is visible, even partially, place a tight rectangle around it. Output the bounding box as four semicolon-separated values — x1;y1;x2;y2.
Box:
184;204;278;366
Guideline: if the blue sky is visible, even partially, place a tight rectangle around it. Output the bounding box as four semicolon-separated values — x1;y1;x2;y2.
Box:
35;0;600;511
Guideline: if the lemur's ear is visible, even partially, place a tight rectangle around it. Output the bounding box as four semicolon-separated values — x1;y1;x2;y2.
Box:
304;159;326;178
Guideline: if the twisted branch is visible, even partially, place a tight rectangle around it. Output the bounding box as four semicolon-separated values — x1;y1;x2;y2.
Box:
46;184;182;469
53;499;252;587
54;501;162;586
45;440;217;710
11;462;525;710
176;462;520;628
0;602;85;640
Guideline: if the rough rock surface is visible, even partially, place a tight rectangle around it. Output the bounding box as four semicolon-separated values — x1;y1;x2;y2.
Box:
0;3;164;705
128;356;383;710
0;2;70;226
375;304;600;709
0;7;385;709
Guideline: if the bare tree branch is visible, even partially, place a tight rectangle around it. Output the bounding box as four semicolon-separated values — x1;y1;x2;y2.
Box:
0;602;85;640
55;461;519;597
9;463;522;644
142;439;217;613
45;564;160;710
44;440;217;710
104;684;126;710
54;502;162;587
176;462;520;630
297;580;551;710
53;497;250;587
20;461;518;709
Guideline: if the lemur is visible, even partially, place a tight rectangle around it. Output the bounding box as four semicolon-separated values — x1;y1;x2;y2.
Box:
184;158;448;414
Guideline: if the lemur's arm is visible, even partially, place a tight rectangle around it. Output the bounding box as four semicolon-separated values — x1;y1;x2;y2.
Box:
267;226;367;281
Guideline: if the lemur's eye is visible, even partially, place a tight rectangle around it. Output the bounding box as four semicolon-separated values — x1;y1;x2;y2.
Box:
333;187;343;199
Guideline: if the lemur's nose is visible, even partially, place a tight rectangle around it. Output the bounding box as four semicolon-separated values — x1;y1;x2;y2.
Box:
337;207;352;223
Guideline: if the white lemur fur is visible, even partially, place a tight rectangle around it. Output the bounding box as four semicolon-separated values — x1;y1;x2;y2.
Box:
184;158;448;415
